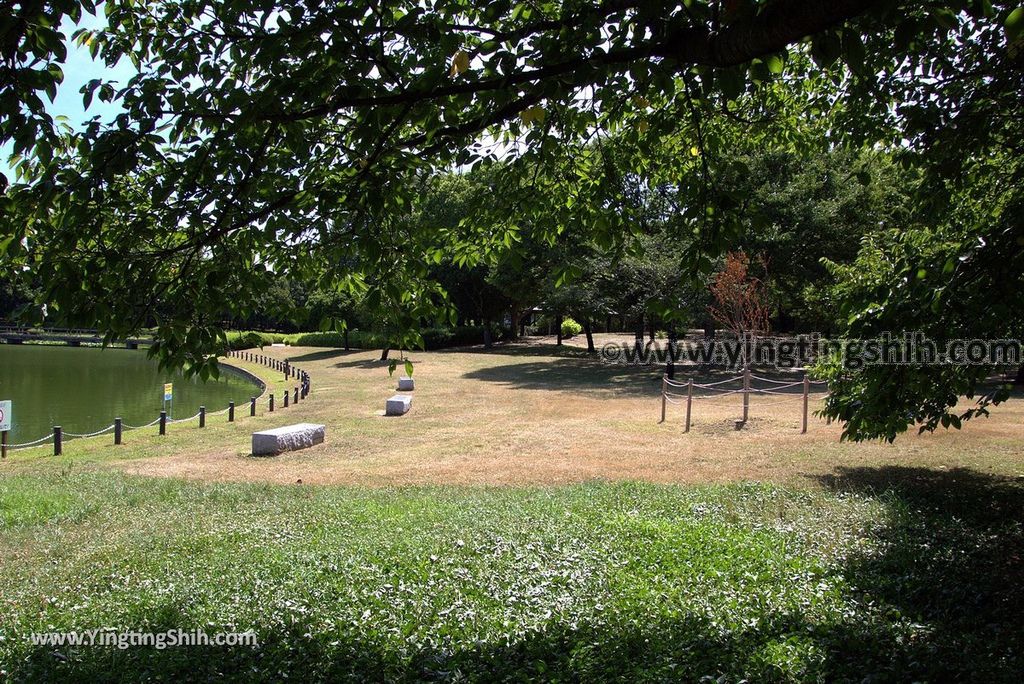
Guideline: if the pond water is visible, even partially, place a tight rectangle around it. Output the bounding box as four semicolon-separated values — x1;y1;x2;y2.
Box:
0;345;261;443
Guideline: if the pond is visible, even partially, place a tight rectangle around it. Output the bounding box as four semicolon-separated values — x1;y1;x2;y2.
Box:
0;345;261;443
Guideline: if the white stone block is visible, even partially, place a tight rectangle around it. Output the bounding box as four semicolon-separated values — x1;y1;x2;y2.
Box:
252;423;325;456
386;394;412;416
397;376;415;391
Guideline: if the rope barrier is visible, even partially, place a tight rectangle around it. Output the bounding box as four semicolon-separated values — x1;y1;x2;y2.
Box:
661;368;832;433
168;411;202;424
748;374;812;385
749;380;805;390
123;417;162;430
8;433;55;449
667;375;744;388
63;424;116;438
691;385;747;395
750;385;804;394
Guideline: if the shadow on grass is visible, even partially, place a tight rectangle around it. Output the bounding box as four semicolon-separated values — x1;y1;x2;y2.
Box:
284;349;366;363
461;357;662;397
812;465;1024;680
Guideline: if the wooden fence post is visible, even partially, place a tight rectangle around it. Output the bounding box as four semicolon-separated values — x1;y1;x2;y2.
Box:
660;376;667;423
159;411;167;435
802;374;810;434
250;397;256;416
229;402;235;422
685;379;693;433
742;367;750;424
1;430;7;459
283;390;289;408
269;394;275;412
114;418;122;445
54;426;62;456
294;387;299;404
199;406;206;428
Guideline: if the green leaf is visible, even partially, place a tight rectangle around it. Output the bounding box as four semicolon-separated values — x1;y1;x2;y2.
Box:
1007;7;1024;42
404;359;414;377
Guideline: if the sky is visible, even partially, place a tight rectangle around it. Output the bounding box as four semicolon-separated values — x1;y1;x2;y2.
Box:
1;11;135;179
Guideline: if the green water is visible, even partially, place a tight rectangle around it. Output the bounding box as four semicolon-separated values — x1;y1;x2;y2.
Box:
0;345;261;443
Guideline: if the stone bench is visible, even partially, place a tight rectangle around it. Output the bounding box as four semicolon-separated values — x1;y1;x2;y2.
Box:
252;423;326;456
397;376;414;391
386;394;412;416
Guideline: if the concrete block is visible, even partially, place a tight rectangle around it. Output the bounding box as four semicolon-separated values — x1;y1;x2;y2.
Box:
386;394;412;416
252;423;325;456
397;376;415;391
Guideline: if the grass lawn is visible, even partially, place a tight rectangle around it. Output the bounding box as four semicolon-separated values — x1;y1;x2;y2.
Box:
1;340;1022;681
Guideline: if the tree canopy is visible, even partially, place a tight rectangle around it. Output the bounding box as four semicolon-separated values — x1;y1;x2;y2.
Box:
2;0;1022;439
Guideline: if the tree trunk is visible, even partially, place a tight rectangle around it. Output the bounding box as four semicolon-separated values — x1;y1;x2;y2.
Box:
583;319;595;353
556;314;563;346
380;347;390;361
1015;364;1024;385
605;314;612;333
703;318;716;340
510;307;521;341
483;321;493;349
634;316;644;355
649;317;656;342
666;327;678;379
343;329;349;351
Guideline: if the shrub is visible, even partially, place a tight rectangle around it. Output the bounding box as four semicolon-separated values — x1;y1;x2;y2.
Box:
286;326;487;350
290;330;388;349
225;330;288;349
422;325;487;349
560;317;583;338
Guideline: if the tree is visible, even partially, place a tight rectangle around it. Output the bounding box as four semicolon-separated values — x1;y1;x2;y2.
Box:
719;148;913;332
2;0;1021;439
708;252;771;367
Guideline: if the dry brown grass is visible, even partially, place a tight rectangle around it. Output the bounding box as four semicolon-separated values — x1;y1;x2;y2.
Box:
32;339;1009;488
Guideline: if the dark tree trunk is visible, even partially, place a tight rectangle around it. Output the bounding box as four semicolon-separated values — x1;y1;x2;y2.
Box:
583;319;595;353
510;307;521;341
343;329;350;351
634;316;644;355
1015;364;1024;385
649;318;656;342
605;314;612;333
666;327;678;379
380;347;390;361
703;319;716;340
556;314;563;346
483;321;493;349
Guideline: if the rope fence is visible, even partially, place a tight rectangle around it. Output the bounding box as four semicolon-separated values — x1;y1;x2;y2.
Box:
660;368;830;433
0;349;314;459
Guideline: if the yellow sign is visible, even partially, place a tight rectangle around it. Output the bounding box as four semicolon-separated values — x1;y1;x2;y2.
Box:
163;383;173;401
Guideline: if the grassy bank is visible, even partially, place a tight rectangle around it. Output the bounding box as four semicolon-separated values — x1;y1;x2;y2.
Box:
2;473;1022;681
